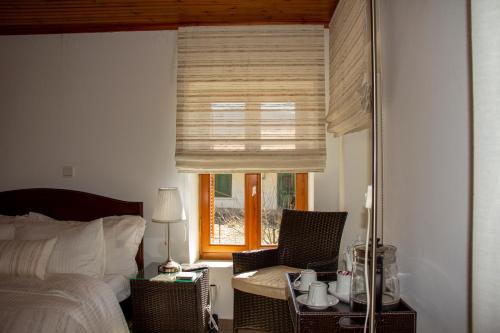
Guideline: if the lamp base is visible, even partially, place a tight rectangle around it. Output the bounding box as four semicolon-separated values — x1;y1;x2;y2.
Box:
158;258;182;273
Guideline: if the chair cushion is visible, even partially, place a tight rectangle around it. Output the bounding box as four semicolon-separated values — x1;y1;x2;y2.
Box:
232;265;301;300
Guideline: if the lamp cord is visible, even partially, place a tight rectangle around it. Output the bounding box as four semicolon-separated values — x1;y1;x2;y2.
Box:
364;208;372;333
379;72;384;245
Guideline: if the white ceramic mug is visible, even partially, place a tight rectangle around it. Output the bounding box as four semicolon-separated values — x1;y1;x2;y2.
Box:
307;281;329;306
293;269;317;292
336;272;351;295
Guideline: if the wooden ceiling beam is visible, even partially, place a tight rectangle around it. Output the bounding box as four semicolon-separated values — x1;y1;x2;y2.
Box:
0;0;338;35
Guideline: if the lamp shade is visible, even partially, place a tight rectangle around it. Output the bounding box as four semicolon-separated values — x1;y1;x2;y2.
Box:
152;188;185;223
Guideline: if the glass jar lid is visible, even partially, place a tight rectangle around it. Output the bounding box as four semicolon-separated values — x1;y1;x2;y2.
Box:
352;243;397;264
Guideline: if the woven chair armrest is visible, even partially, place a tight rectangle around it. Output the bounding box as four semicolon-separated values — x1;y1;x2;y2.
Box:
306;256;340;273
232;248;279;274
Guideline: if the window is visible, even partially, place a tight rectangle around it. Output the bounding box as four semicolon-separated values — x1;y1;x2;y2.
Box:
200;173;308;259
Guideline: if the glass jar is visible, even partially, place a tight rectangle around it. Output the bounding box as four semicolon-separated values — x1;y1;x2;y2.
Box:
350;242;400;312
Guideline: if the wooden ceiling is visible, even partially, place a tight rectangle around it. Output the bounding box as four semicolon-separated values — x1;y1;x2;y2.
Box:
0;0;338;35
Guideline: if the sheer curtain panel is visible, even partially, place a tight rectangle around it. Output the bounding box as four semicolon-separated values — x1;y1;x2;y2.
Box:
327;0;372;136
176;25;326;173
472;1;500;332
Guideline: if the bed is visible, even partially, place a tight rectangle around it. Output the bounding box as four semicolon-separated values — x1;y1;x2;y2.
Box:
0;188;145;333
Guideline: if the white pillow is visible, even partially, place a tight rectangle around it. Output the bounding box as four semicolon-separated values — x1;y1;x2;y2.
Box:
0;224;15;240
0;238;57;280
101;215;145;276
0;214;26;240
15;217;105;278
28;212;145;276
0;214;25;224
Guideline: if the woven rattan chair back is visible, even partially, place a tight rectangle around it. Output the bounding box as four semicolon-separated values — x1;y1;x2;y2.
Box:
277;210;347;271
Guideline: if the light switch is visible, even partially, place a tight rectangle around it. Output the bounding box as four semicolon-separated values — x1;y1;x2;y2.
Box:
62;166;75;178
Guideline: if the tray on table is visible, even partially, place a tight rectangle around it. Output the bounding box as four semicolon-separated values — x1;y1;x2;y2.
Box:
286;272;416;333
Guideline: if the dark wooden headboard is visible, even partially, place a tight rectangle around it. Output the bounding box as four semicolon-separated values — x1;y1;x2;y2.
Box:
0;188;144;270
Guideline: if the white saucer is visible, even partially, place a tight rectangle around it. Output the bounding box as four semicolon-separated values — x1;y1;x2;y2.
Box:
293;284;309;293
296;294;339;310
328;282;350;303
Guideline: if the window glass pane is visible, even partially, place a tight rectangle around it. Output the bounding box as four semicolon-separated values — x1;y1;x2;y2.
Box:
277;173;296;208
261;173;296;245
211;173;245;245
215;174;232;198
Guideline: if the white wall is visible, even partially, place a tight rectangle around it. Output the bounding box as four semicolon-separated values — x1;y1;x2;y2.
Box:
204;261;235;320
380;1;470;332
0;31;201;265
315;130;371;253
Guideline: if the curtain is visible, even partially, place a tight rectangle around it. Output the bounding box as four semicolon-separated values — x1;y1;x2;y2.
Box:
472;1;500;332
327;0;372;136
176;25;326;173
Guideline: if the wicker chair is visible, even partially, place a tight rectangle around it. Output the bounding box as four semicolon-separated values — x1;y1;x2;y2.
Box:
232;210;347;333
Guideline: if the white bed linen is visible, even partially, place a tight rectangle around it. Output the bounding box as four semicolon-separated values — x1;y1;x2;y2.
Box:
103;274;131;302
28;212;145;276
0;273;128;333
15;218;106;278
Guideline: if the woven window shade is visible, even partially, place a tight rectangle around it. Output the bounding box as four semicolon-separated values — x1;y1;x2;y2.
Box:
327;0;372;136
176;25;326;173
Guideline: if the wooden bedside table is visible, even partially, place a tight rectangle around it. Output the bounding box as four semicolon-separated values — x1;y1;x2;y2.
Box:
130;263;209;333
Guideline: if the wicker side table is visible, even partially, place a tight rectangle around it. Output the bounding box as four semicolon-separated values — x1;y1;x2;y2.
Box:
286;272;416;333
130;263;209;333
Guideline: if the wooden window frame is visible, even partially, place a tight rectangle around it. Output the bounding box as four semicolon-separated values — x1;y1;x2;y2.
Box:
199;173;308;260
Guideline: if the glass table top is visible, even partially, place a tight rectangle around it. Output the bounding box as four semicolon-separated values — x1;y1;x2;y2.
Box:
129;262;203;283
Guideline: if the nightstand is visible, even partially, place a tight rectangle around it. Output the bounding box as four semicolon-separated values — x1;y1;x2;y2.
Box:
130;263;209;333
285;272;416;333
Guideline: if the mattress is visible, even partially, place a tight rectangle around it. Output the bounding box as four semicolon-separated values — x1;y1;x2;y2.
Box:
103;274;131;302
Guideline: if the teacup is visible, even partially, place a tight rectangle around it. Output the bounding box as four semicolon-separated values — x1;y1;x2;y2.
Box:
307;281;329;306
336;271;351;295
293;269;317;292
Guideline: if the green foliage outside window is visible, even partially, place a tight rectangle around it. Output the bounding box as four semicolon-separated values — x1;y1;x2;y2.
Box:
215;174;232;198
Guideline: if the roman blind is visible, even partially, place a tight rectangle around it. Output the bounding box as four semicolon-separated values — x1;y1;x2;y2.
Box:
176;25;326;173
327;0;372;136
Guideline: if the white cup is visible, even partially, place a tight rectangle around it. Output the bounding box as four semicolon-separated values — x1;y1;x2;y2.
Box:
336;272;351;295
307;281;329;306
293;269;317;292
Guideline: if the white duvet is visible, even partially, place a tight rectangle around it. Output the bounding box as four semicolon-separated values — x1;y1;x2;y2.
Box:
0;273;129;333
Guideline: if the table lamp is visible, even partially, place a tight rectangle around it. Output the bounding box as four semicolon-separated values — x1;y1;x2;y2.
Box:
152;187;185;273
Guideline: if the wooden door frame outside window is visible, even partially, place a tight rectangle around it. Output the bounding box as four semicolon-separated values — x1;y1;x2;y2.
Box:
200;173;308;260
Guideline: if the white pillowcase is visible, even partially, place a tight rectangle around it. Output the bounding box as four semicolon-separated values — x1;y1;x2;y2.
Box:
0;214;25;224
103;274;131;302
0;224;15;240
15;217;105;278
28;212;145;276
101;215;145;276
0;238;57;280
0;215;23;240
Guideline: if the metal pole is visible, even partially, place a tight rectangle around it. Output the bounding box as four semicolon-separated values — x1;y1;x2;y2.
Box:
369;0;379;332
167;223;171;260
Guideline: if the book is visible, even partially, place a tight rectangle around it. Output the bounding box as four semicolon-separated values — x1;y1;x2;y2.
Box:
175;272;198;281
150;274;176;282
181;263;209;272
